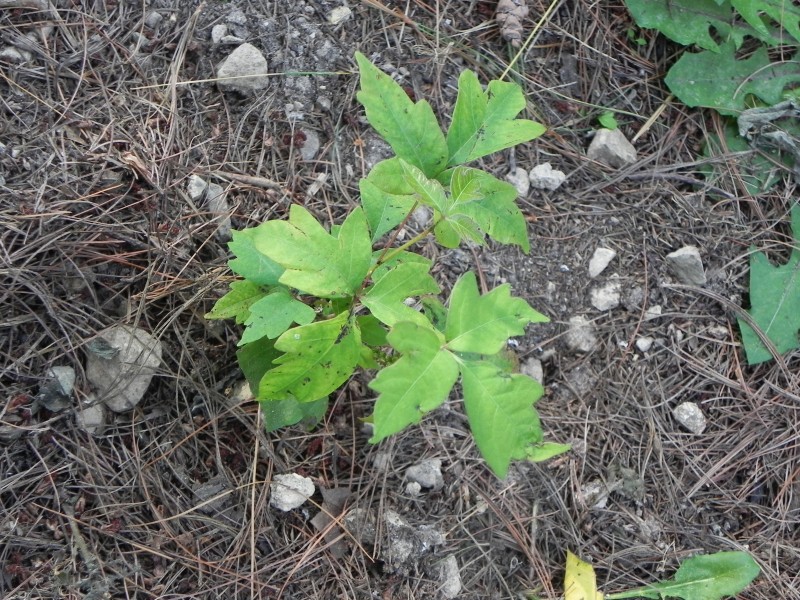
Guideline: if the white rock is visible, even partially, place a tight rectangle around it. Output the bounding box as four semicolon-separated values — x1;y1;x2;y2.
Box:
565;316;598;353
666;246;706;286
405;481;422;497
635;337;654;352
211;24;227;44
299;128;320;161
47;366;76;396
226;9;247;25
529;162;566;191
587;128;637;168
406;458;443;490
75;394;105;436
590;276;621;311
186;174;207;200
438;555;463;599
505;167;530;196
217;43;269;93
673;402;706;434
578;480;609;509
86;326;163;413
644;305;662;320
588;247;616;278
0;47;28;63
205;181;231;240
328;6;352;25
372;452;392;471
144;11;163;29
520;358;544;384
270;473;315;511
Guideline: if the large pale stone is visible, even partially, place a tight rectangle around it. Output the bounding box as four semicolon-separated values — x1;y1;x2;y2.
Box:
216;43;269;92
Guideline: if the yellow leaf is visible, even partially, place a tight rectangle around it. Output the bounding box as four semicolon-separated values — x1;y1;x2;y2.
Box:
565;551;604;600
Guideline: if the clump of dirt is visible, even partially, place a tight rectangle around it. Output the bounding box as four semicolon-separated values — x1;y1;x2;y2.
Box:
1;1;797;599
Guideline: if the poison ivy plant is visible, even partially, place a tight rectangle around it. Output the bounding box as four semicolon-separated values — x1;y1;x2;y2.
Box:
739;205;800;364
561;550;760;600
206;52;563;477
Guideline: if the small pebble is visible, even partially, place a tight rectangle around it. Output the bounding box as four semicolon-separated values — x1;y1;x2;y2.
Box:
672;402;706;434
505;167;530;196
588;247;616;278
635;337;654;352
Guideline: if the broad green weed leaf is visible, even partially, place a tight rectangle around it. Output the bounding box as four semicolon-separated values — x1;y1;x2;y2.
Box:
446;70;545;166
363;261;439;327
450;166;483;204
399;159;452;214
260;397;328;432
258;312;360;402
460;360;544;477
565;551;604;600
239;289;316;345
360;158;416;241
665;45;800;115
445;272;548;354
228;228;284;285
433;213;483;248
355;52;448;177
438;167;531;252
606;551;760;600
623;0;747;51
205;280;267;324
357;314;388;347
731;0;800;45
369;321;458;442
372;249;432;281
254;205;372;298
738;206;800;364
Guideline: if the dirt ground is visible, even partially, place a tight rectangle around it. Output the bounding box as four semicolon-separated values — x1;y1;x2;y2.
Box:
1;0;798;598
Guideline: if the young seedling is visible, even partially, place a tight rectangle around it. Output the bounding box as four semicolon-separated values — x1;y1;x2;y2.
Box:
206;52;568;478
562;550;760;600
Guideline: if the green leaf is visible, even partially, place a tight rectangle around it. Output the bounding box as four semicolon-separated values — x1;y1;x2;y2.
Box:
355;52;448;177
372;249;432;282
738;205;800;364
258;312;361;402
237;335;282;394
360;158;416;241
205;280;268;324
239;289;316;345
228;228;284;285
446;70;546;166
399;159;452;214
731;0;800;45
450;166;483;204
369;321;459;442
606;551;760;600
254;205;372;298
598;111;618;130
460;360;545;478
363;261;440;327
357;314;388;347
438;167;531;252
445;272;548;355
623;0;746;51
664;45;800;115
527;442;571;462
260;397;328;432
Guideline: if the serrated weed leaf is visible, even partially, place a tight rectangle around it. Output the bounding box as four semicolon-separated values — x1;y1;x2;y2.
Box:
665;45;800;115
369;322;458;442
371;249;432;282
254;205;372;298
438;167;531;252
460;360;544;478
363;261;440;327
399;159;452;214
205;280;268;324
228;228;284;285
607;551;760;600
258;312;360;403
446;70;545;166
738;205;800;364
239;289;316;345
445;272;548;354
624;0;800;50
355;52;448;177
360;158;416;241
237;336;282;393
